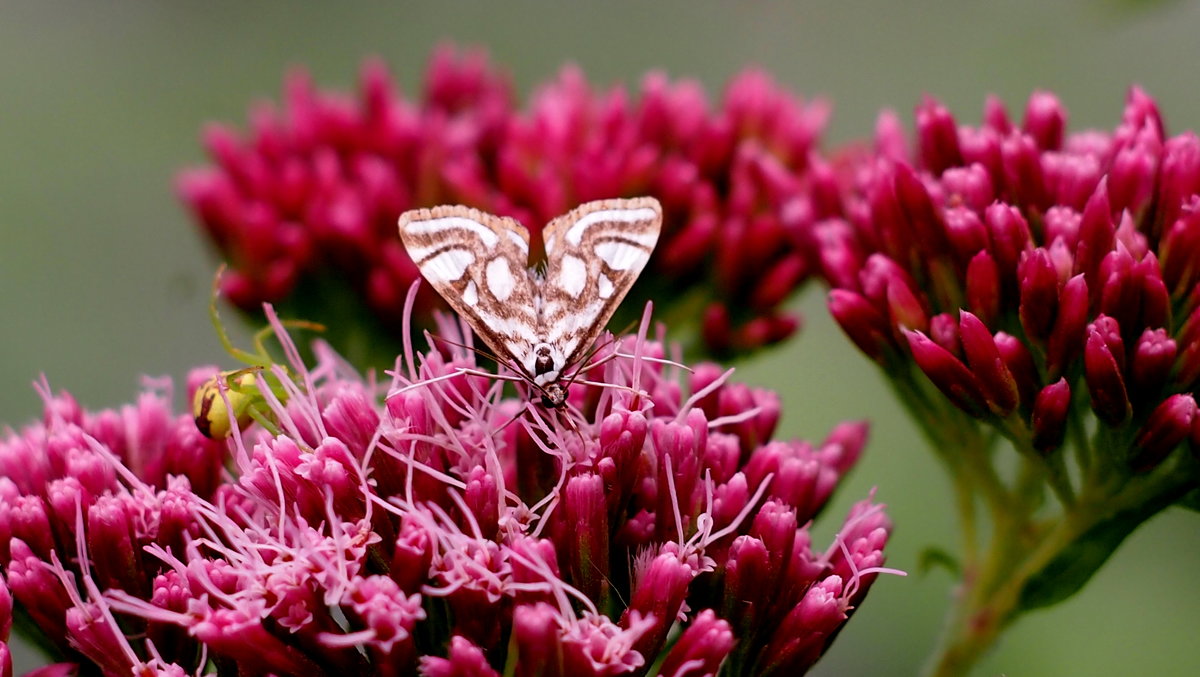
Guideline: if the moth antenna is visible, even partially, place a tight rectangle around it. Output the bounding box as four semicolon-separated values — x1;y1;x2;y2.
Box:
563;344;620;383
427;332;521;373
386;367;526;400
488;406;531;438
570;378;647;401
610;351;692;372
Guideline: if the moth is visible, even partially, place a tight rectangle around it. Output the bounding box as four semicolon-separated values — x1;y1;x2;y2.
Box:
397;197;662;408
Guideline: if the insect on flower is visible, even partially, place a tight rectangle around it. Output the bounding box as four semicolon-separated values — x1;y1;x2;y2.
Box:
397;197;662;407
193;266;322;438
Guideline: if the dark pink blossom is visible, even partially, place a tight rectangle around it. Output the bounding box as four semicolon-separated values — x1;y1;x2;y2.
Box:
821;88;1200;467
1;304;895;676
180;46;833;360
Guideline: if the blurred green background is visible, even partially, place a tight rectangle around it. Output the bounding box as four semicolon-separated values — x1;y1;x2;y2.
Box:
2;2;1198;675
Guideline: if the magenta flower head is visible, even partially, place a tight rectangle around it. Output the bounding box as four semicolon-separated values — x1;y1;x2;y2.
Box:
179;45;833;362
1;303;895;676
813;88;1200;674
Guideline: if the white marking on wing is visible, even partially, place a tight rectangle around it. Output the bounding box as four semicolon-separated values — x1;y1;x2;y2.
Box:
463;280;479;307
486;256;516;301
405;216;500;247
558;336;580;361
544;301;602;342
558;254;587;298
475;308;538;343
564;207;659;246
402;243;440;262
423;248;475;282
505;229;529;254
594;241;650;271
597;273;614;299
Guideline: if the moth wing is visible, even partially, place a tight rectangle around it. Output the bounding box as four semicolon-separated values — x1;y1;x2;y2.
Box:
540;197;663;367
398;205;538;367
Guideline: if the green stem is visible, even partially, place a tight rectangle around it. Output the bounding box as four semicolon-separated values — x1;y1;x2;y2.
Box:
922;450;1196;677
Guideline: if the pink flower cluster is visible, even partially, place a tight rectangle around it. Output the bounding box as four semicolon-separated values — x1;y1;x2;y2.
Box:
818;89;1200;465
0;379;227;677
0;310;892;676
179;46;832;357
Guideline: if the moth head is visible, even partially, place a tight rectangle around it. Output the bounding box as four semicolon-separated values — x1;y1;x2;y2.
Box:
539;382;568;409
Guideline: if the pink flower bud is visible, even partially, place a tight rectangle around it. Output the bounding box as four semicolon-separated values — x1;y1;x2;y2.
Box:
1155;136;1200;232
464;465;500;540
656;609;735;677
1131;394;1197;471
916;96;963;173
1022;90;1066;151
0;574;11;641
887;276;929;334
929;312;961;356
959;311;1020;416
323;385;382;458
894;163;951;258
905;330;988;417
1108;124;1161;217
751;253;809;311
562;474;609;602
1001;133;1050;210
342;575;423;660
390;519;433;595
1084;327;1131;425
6;539;71;647
624;550;695;660
86;494;144;596
1073;179;1115;284
1160;204;1200;293
874;109;909;162
828;290;893;363
1032;379;1072;453
983;95;1014;134
750;499;800;573
420;635;499;677
1044;274;1090;380
723;535;772;615
993;332;1039;408
759;576;848;675
959;127;1003;183
0;495;54;563
1129;329;1177;401
1090;314;1126;371
984;203;1033;279
821;421;870;475
511;603;559;676
965;250;1001;326
942;165;995;212
1019;248;1061;344
701;303;733;356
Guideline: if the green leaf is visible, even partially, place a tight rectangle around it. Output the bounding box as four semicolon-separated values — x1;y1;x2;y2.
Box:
917;545;961;577
1176;486;1200;513
1017;488;1181;610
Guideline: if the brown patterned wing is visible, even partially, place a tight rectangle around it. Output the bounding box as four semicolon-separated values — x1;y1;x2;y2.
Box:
539;197;663;369
398;205;539;369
